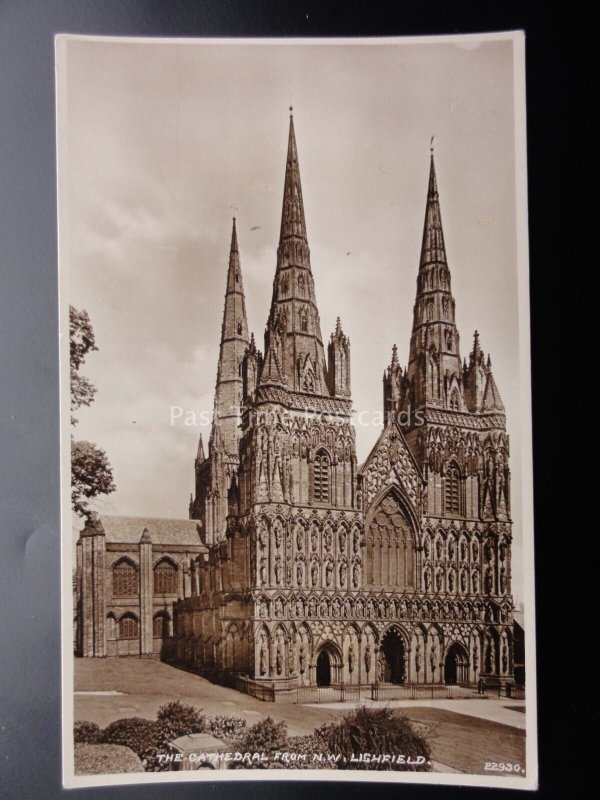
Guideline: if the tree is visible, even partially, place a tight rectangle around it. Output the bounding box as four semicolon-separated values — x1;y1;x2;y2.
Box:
70;305;115;517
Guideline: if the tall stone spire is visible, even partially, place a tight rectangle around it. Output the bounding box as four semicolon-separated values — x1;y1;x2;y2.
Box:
406;150;463;410
259;109;330;395
212;217;249;455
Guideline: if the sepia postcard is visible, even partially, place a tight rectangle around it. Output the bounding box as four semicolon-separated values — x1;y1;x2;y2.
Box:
57;32;536;790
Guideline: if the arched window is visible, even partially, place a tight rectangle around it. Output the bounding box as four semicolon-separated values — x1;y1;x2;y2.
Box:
153;559;178;594
313;449;330;503
445;463;462;515
112;559;138;597
118;613;139;640
153;612;169;638
303;369;315;392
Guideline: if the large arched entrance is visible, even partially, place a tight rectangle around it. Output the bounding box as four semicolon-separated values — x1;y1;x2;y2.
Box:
381;629;406;684
316;650;331;686
444;642;469;685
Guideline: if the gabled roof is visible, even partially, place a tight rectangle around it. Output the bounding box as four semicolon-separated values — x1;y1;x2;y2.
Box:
99;515;205;547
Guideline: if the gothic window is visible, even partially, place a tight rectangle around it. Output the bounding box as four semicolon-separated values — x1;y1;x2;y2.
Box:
235;269;240;284
153;558;178;595
153;612;169;638
303;369;315;393
444;462;463;516
118;613;139;640
426;298;434;321
367;493;415;589
313;449;330;503
298;273;306;296
112;558;138;597
237;321;242;335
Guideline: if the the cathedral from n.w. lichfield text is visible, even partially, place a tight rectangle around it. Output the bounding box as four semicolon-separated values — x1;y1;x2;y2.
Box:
75;111;514;698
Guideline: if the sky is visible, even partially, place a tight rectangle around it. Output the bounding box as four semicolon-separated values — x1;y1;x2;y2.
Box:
58;35;527;602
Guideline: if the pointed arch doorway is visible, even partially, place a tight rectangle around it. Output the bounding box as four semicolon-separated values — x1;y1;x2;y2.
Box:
444;642;469;684
316;650;331;686
381;629;406;684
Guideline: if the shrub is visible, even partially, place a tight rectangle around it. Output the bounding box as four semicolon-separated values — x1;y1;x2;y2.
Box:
315;706;432;771
206;715;247;744
101;717;171;772
156;700;205;740
74;743;143;775
237;716;288;754
74;720;102;745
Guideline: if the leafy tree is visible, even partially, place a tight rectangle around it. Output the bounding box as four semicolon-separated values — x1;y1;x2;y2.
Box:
71;440;116;517
70;306;97;425
70;305;115;517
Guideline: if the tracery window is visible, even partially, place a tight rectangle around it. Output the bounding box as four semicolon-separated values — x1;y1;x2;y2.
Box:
112;559;138;597
153;612;169;638
153;559;178;594
313;449;330;503
118;613;139;640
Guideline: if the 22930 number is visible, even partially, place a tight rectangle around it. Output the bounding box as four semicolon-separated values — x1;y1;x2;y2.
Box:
484;762;524;774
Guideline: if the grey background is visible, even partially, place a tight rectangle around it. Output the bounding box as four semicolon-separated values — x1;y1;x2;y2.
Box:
0;2;567;799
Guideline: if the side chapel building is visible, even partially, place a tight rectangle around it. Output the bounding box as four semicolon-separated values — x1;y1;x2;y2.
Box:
75;111;515;696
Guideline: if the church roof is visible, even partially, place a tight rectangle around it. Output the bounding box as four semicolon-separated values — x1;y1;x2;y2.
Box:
99;515;205;547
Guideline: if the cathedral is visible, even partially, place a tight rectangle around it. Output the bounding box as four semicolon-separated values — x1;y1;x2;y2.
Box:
75;111;514;698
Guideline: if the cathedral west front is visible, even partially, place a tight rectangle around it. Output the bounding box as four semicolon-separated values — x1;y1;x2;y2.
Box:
75;111;515;699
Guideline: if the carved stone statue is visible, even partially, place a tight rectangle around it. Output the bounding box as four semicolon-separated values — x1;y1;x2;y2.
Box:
259;645;267;676
299;644;306;674
339;561;347;586
364;643;372;675
325;560;333;587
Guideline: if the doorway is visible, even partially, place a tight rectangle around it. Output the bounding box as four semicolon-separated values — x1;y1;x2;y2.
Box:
444;642;468;684
381;629;406;684
316;650;331;686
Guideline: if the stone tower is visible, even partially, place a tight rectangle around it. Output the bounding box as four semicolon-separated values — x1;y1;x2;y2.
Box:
190;218;250;543
381;150;514;683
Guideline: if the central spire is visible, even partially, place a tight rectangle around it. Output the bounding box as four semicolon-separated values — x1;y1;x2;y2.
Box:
279;107;307;242
258;111;330;396
419;152;448;269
